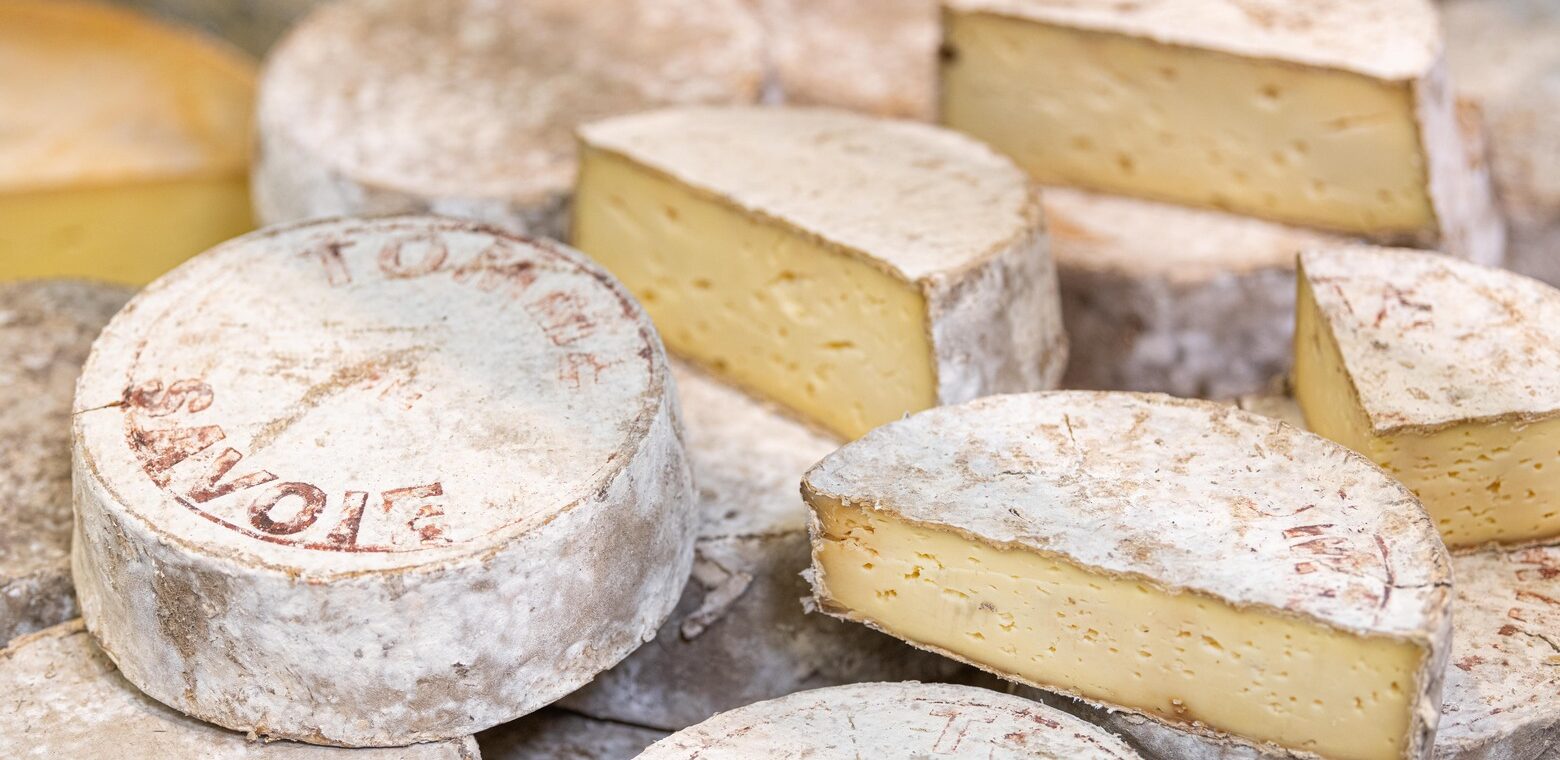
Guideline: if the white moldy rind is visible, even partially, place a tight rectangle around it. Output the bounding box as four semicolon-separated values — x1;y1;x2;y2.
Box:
578;106;1067;404
1443;0;1560;287
1076;394;1560;760
749;0;939;119
253;0;764;239
0;280;131;644
1047;187;1347;398
1300;246;1560;433
69;217;695;746
1;620;479;758
559;362;976;730
479;708;666;760
804;392;1453;760
637;682;1146;759
945;0;1507;254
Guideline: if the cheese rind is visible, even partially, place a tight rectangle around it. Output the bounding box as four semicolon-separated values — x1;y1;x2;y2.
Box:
70;217;695;746
0;0;256;285
0;620;479;758
940;0;1503;253
635;682;1145;759
1080;394;1560;760
1295;246;1560;549
559;362;976;729
1444;0;1560;287
254;0;763;239
751;0;938;118
574;107;1066;439
0;281;131;644
804;392;1451;760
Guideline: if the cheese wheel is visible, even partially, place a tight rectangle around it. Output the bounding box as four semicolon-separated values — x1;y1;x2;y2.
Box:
1068;393;1560;760
254;0;764;240
574;106;1066;440
70;216;695;746
940;0;1505;254
1295;245;1560;550
0;620;478;758
636;682;1144;759
478;708;665;760
0;0;256;285
1444;0;1560;287
0;280;132;644
804;392;1452;760
751;0;938;119
558;362;978;729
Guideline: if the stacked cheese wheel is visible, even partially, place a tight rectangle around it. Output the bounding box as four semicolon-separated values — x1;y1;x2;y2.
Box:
3;1;1557;759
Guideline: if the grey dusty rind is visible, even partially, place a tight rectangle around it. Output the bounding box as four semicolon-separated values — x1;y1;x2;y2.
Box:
109;0;319;55
635;682;1145;759
0;620;479;758
253;0;764;240
803;392;1453;760
748;0;938;119
560;362;977;730
478;708;666;760
1050;99;1501;399
1443;0;1560;287
0;280;131;644
69;217;696;746
1082;394;1560;760
1299;246;1560;433
578;106;1068;405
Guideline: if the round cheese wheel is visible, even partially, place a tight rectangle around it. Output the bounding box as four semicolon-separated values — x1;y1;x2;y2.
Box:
70;216;695;746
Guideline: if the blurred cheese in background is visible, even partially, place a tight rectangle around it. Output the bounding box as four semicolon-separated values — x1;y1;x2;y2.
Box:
1443;0;1560;287
254;0;765;239
0;0;256;285
940;0;1503;258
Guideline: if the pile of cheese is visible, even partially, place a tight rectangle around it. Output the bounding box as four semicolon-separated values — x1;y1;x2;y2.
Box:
2;1;1556;760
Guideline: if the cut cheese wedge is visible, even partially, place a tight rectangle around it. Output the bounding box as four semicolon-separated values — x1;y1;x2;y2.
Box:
0;280;131;645
0;0;256;285
560;361;976;730
574;107;1066;439
1295;245;1560;550
751;0;939;119
1444;0;1560;287
70;217;695;746
804;392;1451;760
940;0;1504;255
0;620;478;758
254;0;763;239
1076;394;1560;760
636;682;1144;759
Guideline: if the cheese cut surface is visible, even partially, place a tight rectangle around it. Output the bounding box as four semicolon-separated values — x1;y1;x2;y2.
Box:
574;107;1065;439
0;620;479;759
479;708;666;760
804;392;1451;760
0;280;131;644
0;0;256;285
940;0;1500;251
254;0;763;239
1444;0;1560;287
70;217;695;746
1295;246;1560;549
636;682;1144;759
751;0;939;118
1083;395;1560;760
560;361;976;729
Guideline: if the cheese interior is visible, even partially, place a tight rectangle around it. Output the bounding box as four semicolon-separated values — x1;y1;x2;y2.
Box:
0;177;252;285
572;148;936;440
810;495;1423;760
940;11;1436;237
1294;275;1560;549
